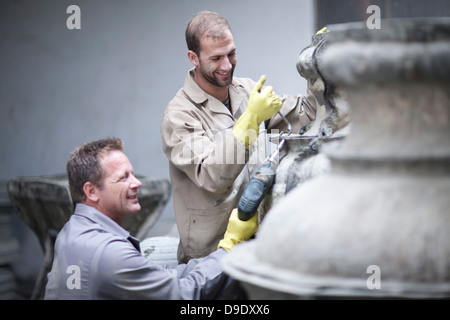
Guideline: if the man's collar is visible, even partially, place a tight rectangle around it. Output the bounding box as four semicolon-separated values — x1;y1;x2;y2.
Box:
183;69;209;104
74;203;130;239
183;68;246;116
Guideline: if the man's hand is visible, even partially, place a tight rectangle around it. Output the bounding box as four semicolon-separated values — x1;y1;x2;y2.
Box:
218;208;258;252
233;75;282;148
246;75;282;123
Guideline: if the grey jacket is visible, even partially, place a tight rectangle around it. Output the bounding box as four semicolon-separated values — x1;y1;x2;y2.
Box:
44;203;235;300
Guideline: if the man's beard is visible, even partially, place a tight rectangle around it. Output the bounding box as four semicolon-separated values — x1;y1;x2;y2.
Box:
197;61;235;87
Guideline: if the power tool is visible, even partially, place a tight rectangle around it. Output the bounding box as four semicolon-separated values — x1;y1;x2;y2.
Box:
237;112;292;221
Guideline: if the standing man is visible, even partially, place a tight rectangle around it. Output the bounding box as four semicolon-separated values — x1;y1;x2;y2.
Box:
161;11;318;263
44;137;257;299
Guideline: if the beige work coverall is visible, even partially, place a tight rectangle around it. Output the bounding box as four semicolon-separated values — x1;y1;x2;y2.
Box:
161;69;317;263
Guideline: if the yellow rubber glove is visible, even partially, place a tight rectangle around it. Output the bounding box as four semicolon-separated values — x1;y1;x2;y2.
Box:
233;75;282;148
218;208;258;252
316;27;329;34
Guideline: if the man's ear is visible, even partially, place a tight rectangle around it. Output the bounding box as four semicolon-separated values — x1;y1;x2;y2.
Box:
83;181;99;202
187;50;199;67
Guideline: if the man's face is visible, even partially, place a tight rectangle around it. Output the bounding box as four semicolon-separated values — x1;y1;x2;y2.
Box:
96;150;142;222
196;30;237;88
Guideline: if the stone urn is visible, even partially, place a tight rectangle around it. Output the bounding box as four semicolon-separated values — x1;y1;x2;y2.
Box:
223;18;450;299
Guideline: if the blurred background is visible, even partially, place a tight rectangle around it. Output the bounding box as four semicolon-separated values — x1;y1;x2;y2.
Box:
1;0;449;299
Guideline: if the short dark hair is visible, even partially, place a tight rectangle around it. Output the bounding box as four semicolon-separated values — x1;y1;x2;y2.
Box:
185;11;233;56
67;137;124;203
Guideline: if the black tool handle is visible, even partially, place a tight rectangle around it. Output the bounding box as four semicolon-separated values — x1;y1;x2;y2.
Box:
237;164;275;221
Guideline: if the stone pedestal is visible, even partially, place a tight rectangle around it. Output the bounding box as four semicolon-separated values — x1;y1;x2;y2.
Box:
223;18;450;299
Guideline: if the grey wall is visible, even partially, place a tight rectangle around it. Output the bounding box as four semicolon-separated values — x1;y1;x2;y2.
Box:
1;0;314;209
0;0;314;292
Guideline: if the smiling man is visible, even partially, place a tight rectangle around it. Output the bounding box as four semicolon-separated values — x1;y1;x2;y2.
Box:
161;11;319;263
186;18;236;102
44;137;258;299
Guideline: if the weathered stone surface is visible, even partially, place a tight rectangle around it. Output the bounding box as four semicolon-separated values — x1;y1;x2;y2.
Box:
141;236;179;268
223;18;450;299
0;182;19;299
